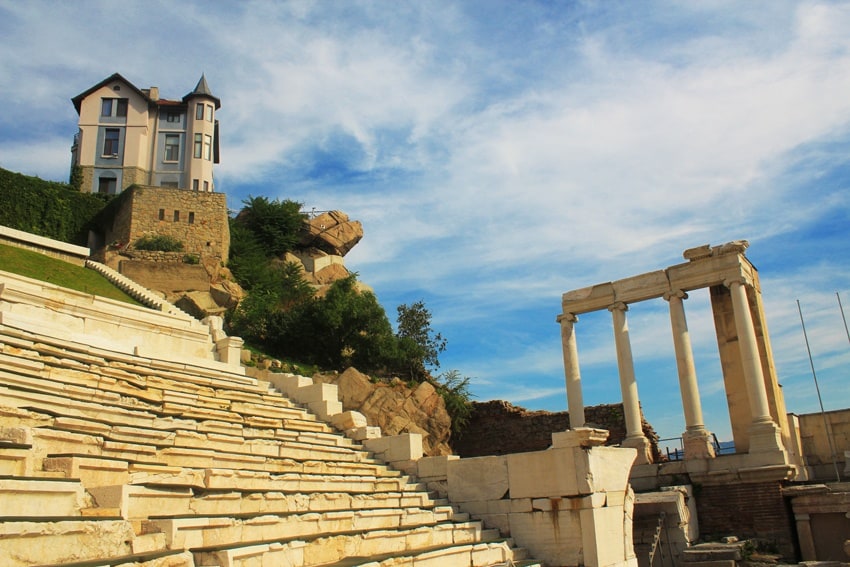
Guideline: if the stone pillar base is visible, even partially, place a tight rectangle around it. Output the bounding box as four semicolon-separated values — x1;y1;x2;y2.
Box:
622;435;653;464
683;428;716;460
551;427;609;449
748;420;785;454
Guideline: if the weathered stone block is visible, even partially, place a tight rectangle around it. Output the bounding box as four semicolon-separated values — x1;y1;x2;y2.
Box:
447;454;509;503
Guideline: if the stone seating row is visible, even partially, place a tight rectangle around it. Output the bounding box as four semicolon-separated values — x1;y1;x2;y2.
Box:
0;323;371;448
0;293;540;566
0;270;221;369
0;327;311;422
0;516;181;567
189;522;512;567
0;386;366;465
0;416;415;496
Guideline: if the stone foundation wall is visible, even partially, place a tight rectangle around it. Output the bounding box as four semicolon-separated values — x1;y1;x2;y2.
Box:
101;185;229;261
121;167;148;190
696;481;797;560
453;400;660;459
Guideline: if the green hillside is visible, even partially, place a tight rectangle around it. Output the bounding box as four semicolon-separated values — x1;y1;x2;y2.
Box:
0;243;141;306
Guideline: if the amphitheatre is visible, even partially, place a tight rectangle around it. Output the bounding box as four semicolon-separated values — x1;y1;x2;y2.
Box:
0;73;847;566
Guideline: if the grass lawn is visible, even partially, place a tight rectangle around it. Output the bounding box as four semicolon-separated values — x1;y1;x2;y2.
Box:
0;243;142;306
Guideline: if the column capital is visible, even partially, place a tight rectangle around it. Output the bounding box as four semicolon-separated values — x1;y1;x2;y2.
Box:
608;301;628;313
556;312;578;324
723;277;747;289
663;289;688;301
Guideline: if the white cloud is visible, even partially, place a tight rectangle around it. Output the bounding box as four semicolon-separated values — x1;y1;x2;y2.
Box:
2;0;850;439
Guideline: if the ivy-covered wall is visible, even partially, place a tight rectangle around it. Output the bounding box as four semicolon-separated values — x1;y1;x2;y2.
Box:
0;167;111;245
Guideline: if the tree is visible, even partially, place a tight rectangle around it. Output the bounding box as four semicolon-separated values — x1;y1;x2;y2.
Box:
273;274;397;373
235;195;305;257
395;301;447;381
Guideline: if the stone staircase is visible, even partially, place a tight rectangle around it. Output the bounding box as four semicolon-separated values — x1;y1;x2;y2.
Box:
84;259;192;319
0;304;538;565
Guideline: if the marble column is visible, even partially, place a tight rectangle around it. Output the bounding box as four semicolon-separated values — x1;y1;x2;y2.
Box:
558;312;586;428
726;278;785;453
609;302;652;464
664;290;715;459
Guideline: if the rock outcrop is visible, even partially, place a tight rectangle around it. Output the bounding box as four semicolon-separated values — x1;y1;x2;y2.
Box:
298;210;363;256
313;367;453;457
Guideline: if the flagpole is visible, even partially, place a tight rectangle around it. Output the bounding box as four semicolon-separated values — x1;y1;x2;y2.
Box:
838;292;850;347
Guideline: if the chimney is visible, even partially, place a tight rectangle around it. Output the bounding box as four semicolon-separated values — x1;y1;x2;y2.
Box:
148;86;159;101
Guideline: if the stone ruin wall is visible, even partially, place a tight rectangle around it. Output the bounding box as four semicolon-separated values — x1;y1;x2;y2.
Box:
453;399;661;459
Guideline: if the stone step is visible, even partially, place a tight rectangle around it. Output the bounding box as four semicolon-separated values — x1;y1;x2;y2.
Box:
0;327;333;425
0;518;142;567
201;468;415;494
89;484;441;520
0;476;90;517
191;521;488;567
0;350;351;448
0;355;327;433
683;542;744;562
30;544;194;567
0;388;360;464
33;418;374;470
144;506;459;550
43;452;402;490
0;325;251;389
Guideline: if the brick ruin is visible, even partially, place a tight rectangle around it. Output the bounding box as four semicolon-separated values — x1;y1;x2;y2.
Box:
453;400;661;461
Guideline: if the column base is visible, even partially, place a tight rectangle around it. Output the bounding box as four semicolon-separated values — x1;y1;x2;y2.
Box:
748;420;786;454
551;427;609;449
682;428;716;460
621;435;653;464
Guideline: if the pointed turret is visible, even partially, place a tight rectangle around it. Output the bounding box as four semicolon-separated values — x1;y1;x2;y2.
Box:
183;74;220;109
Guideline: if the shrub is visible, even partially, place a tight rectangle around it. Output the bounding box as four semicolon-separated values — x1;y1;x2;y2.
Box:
134;234;184;252
435;370;474;439
0;166;111;245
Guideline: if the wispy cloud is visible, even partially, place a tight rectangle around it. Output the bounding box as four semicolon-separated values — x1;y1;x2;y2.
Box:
1;0;849;440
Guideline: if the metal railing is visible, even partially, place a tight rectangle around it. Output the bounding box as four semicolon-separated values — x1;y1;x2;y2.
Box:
658;434;735;461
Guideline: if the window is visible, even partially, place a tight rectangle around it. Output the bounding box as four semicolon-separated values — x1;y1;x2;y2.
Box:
164;134;179;161
203;180;209;192
173;210;180;222
160;181;179;188
97;176;116;194
103;129;119;155
158;209;165;220
193;134;202;158
166;112;181;123
206;104;213;122
101;98;127;117
196;103;204;120
188;212;195;224
204;134;212;160
192;179;199;191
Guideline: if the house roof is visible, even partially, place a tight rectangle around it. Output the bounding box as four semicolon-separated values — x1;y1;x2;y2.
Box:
70;72;150;114
72;72;221;114
183;74;221;109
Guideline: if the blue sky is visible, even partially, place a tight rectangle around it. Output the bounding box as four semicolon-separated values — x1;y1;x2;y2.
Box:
1;0;849;445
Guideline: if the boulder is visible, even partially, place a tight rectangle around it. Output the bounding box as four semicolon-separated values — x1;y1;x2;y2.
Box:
209;280;245;310
319;367;453;456
299;211;363;256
